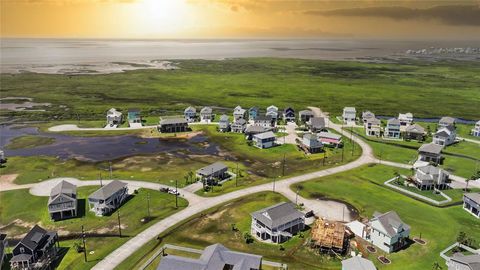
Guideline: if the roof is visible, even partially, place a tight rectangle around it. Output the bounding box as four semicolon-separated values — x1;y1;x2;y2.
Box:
107;108;122;116
89;180;127;200
160;118;188;125
245;125;269;134
251;202;304;228
318;132;342;141
371;211;410;238
283;107;294;113
341;257;376;270
253;131;276;140
48;180;76;204
418;143;443;154
366;118;381;125
254;115;272;122
10;254;33;263
200;107;212;114
232;119;247;125
362;111;375;119
406;123;425;134
398;112;413;120
309;117;325;128
450;253;480;270
196;162;228;175
435;127;453;137
219;114;229;122
184;106;196;113
303;133;317;140
343;107;356;113
266;105;278;111
387;118;400;126
439;116;456;125
299;110;314;116
464;193;480;204
417;165;443;175
234;106;246;114
249;107;259;112
128;108;140;113
16;225;53;252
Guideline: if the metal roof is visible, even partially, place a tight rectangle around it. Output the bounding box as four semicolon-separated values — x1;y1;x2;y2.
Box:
196;162;228;175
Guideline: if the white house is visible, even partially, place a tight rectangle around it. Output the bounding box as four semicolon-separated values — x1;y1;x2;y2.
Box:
252;131;276;149
218;114;230;132
266;105;279;121
398;112;413;127
384;118;401;139
233;105;246;121
417;143;443;165
342;107;356;123
88;180;128;216
439;116;456;129
184;106;197;123
106;108;122;126
433;125;456;146
362;111;375;123
253;115;275;128
200;107;213;123
463;193;480;219
471;120;480;137
367;211;410;253
302;133;323;153
365;118;381;137
413;165;449;190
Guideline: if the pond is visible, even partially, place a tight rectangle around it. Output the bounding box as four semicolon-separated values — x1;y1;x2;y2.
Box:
0;125;219;162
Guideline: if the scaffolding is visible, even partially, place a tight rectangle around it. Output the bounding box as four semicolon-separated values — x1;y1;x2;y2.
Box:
311;219;348;254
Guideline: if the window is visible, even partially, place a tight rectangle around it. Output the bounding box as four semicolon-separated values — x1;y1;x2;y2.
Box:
20;247;25;253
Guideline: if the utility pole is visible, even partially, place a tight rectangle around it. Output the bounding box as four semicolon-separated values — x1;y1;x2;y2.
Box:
236;162;239;187
341;144;345;162
273;177;276;192
109;161;113;179
295;186;299;205
117;211;122;237
147;192;150;218
175;179;178;209
81;225;87;262
282;153;286;177
99;173;103;187
323;151;326;166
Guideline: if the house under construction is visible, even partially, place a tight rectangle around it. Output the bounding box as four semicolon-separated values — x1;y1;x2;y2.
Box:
310;219;349;254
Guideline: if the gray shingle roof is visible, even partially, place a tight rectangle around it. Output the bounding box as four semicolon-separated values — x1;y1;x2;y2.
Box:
10;254;33;263
245;126;269;134
439;116;456;125
299;110;314;116
184;106;196;113
309;117;325;128
160;118;188;125
303;133;317;140
341;257;376;270
232;119;247;125
450;253;480;270
253;131;276;140
387;118;400;126
406;124;425;134
196;162;228;175
371;211;410;238
343;107;356;113
418;143;443;154
251;202;304;229
465;193;480;204
254;115;272;122
219;114;229;122
362;111;375;119
366;118;381;125
16;225;55;252
48;180;76;205
200;107;212;114
89;180;127;201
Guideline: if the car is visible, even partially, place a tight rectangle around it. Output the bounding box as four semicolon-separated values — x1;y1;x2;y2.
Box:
168;189;180;195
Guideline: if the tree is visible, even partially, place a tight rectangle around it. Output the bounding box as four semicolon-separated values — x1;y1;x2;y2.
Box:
432;262;442;270
243;232;253;244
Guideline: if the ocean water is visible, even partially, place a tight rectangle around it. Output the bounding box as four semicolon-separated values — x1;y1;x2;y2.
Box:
1;38;479;74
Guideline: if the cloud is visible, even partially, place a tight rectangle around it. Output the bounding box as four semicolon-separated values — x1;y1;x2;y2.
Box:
304;5;480;26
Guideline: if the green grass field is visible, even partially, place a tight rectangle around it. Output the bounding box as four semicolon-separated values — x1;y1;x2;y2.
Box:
291;164;480;270
5;135;56;149
1;58;479;123
0;187;188;270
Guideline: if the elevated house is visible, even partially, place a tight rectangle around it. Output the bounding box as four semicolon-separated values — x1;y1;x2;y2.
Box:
252;131;276;149
433;125;456;146
10;225;58;270
447;253;480;270
245;125;271;140
218;114;230;132
307;117;326;133
0;234;7;269
318;132;342;148
252;115;275;128
342;107;356;123
266;105;279;121
299;110;314;123
283;107;295;122
418;143;443;165
199;106;213;123
398;112;413;127
248;107;259;121
413;165;449;190
384;118;401;139
184;106;197;123
439;116;456;129
361;111;376;123
342;257;376;270
127;108;141;126
404;123;426;141
311;219;348;253
365;118;381;137
471;120;480;137
106;108;122;126
231;118;247;133
158;118;189;133
251;202;305;244
301;133;323;153
233;105;246;121
157;243;262;270
367;211;410;253
196;162;229;186
463;193;480;219
48;180;77;221
88;180;128;216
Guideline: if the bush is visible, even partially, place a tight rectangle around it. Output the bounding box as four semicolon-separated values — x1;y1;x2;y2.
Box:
243;232;254;244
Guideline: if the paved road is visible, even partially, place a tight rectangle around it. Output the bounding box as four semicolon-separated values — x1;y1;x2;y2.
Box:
48;122;220;132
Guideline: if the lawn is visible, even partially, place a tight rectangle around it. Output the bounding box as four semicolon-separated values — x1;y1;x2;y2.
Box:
0;187;188;270
5;135;56;149
291;164;480;270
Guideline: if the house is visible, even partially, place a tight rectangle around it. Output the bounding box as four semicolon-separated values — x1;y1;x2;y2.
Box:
253;115;275;128
231;119;247;133
341;257;376;270
233;105;246;121
184;106;197;122
433;125;456;146
127;108;141;125
299;110;314;123
307;117;326;133
157;243;262;270
365;118;381;137
404;124;426;141
311;219;348;253
158;118;189;133
418;143;443;165
362;111;376;123
283;107;295;122
463;193;480;218
48;180;77;221
196;162;229;185
368;211;410;253
200;107;213;123
398;112;413;126
302;133;323;153
266;105;279;121
10;225;58;270
342;107;356;123
471;120;480;137
0;234;7;268
251;202;305;244
384;118;401;139
249;107;259;121
252;131;276;149
218;114;230;132
447;253;480;270
106;108;122;126
88;180;128;216
245;125;271;140
413;165;449;190
318;132;342;148
439;116;456;129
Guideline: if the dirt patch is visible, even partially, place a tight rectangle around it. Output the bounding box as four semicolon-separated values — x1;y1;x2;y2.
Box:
207;208;228;220
0;174;19;189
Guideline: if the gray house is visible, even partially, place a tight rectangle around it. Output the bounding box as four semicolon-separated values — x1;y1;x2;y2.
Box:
439;116;456;129
196;162;229;185
157;243;262;270
106;108;122;126
362;111;376;123
342;257;376;270
266;105;279;121
200;106;213;122
447;253;480;270
48;180;77;221
405;124;426;141
433;125;456;146
218;114;230;132
307;117;326;133
253;115;275;128
251;202;305;244
367;211;410;253
384;118;401;139
418;143;443;165
88;180;128;216
365;118;381;137
245;125;271;140
158;118;189;133
413;165;449;190
231;118;247;133
253;131;276;149
299;110;314;123
463;193;480;219
184;106;197;122
233;105;246;121
302;133;323;153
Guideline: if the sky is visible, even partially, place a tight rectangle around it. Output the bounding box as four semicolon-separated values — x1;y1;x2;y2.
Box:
1;0;480;39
